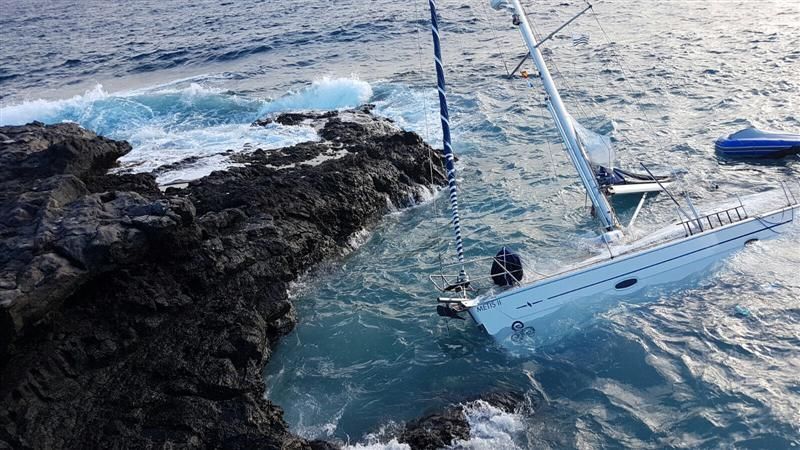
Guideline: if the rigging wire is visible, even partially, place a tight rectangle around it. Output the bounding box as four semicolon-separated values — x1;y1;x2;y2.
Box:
476;0;512;77
516;1;624;223
415;2;437;187
585;0;692;187
587;1;692;202
521;1;621;171
415;0;450;259
439;0;473;147
426;0;491;263
538;92;559;181
503;1;609;213
521;11;560;182
436;1;483;250
586;1;670;151
523;2;613;168
440;0;472;254
531;15;620;175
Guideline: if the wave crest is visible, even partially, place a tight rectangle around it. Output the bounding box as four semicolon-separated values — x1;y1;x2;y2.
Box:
259;76;373;116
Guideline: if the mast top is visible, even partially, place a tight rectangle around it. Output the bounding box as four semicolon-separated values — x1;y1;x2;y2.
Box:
491;0;621;233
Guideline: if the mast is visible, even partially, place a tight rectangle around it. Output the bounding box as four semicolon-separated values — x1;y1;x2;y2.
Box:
428;0;468;280
496;0;620;232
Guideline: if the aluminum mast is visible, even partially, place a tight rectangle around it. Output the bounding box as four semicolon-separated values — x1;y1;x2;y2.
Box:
494;0;620;232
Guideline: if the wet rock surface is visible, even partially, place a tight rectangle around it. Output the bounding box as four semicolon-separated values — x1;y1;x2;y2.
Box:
398;391;527;450
0;109;444;449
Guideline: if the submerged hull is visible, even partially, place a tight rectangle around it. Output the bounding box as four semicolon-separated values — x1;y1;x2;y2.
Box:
468;202;798;342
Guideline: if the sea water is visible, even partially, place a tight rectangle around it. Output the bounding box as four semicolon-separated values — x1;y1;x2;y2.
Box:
2;0;800;447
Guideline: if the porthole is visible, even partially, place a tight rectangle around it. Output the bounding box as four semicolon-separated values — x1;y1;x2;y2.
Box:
615;278;638;290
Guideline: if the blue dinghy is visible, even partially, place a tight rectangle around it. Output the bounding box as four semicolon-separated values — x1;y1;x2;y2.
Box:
716;128;800;158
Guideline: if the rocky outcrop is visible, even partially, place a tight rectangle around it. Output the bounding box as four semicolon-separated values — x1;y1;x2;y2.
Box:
0;108;443;449
398;392;525;450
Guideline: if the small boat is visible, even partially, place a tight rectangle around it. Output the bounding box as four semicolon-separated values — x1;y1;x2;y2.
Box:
423;0;800;344
715;128;800;158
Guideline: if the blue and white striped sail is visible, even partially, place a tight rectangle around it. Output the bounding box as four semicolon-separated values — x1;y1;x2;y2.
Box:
428;0;467;279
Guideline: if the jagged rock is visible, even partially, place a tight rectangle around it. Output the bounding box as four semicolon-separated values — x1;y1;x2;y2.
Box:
252;110;336;127
0;123;182;360
0;109;444;449
400;406;470;450
0;121;130;182
398;392;527;450
84;172;162;196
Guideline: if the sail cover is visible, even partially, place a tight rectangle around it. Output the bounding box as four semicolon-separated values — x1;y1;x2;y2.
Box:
571;116;616;170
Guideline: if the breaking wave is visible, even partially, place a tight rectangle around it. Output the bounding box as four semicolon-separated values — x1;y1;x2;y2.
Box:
259;76;374;116
451;400;526;450
0;77;377;182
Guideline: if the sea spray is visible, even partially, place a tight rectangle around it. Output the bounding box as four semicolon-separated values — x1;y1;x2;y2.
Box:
0;84;110;126
342;421;408;450
344;439;410;450
339;400;526;450
0;77;383;183
450;400;526;450
259;76;373;116
121;121;318;183
372;84;441;145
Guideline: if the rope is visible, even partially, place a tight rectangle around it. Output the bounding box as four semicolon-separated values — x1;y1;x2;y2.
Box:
516;1;621;171
523;2;618;191
542;10;623;179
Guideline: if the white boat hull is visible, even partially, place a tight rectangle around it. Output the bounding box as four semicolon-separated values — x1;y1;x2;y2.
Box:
468;203;798;342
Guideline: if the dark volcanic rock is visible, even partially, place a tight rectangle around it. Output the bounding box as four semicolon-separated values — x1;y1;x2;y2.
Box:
399;392;527;450
0;122;176;359
0;121;130;182
0;109;444;449
252;110;336;127
400;405;470;450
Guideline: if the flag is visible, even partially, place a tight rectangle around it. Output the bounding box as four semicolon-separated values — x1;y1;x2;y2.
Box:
572;33;590;46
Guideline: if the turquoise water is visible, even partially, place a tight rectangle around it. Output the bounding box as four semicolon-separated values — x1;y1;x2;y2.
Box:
2;0;800;447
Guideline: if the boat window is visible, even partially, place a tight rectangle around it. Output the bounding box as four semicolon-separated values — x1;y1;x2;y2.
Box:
615;278;638;290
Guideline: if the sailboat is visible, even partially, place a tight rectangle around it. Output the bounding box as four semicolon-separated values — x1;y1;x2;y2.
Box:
426;0;800;342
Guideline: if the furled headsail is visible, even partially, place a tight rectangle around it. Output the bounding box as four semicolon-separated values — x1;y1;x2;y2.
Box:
427;0;468;282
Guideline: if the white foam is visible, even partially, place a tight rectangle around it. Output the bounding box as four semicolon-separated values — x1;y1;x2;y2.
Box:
119;121;319;183
344;422;410;450
0;84;109;126
339;400;526;450
266;148;350;171
449;400;525;450
411;185;437;206
344;439;410;450
132;81;224;97
372;84;441;145
259;76;373;116
347;228;373;251
0;82;325;183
